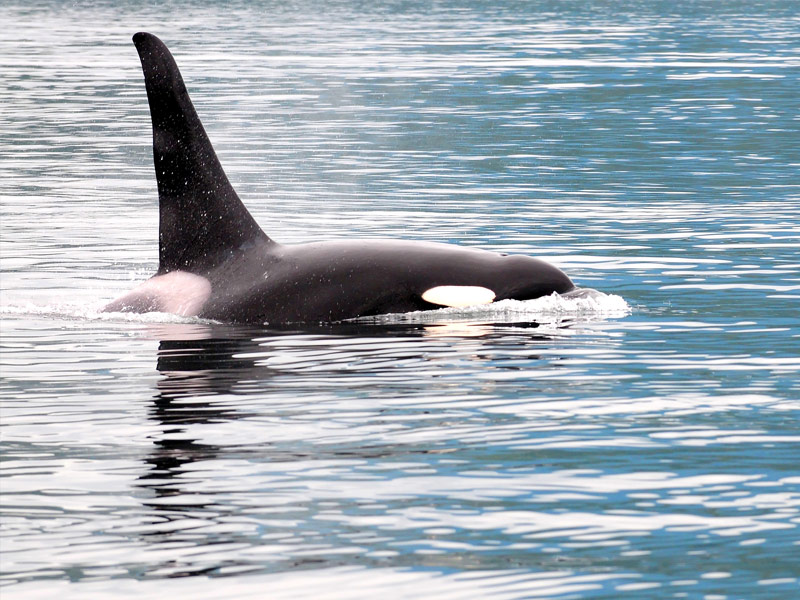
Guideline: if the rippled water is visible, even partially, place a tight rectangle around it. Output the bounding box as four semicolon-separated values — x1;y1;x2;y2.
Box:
1;1;799;598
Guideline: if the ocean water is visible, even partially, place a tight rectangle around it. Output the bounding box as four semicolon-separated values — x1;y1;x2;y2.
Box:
1;1;799;598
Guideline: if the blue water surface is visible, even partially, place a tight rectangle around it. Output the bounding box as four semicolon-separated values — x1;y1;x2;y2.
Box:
1;1;799;598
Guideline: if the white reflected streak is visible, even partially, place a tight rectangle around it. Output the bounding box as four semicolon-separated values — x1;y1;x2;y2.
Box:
2;567;628;600
667;73;786;80
647;357;800;371
346;502;795;539
494;393;799;420
279;471;764;503
250;54;798;71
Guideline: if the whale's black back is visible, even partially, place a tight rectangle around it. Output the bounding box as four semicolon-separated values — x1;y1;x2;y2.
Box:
108;33;577;324
132;32;271;275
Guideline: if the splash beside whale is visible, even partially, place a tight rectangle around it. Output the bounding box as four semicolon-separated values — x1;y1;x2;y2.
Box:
104;32;578;324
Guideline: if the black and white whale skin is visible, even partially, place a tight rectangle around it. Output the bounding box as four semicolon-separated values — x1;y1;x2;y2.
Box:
104;32;576;324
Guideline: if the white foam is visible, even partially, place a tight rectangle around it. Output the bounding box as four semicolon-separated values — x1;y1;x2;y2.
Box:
363;289;631;324
1;289;630;327
0;301;210;325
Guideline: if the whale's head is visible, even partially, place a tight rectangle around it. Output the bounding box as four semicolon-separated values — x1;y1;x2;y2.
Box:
503;254;575;300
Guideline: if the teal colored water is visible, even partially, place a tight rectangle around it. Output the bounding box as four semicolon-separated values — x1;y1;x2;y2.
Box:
1;1;799;598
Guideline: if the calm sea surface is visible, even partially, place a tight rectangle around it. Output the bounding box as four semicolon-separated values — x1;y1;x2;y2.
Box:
1;1;799;598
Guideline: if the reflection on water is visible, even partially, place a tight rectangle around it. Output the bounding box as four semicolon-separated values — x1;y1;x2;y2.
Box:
1;0;799;598
2;311;799;597
135;319;601;579
5;315;789;597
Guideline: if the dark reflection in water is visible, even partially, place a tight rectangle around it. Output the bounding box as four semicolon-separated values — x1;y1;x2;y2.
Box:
134;319;573;575
144;318;566;443
150;319;564;402
138;326;267;552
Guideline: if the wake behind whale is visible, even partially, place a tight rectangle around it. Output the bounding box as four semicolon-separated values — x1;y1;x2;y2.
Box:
104;33;587;325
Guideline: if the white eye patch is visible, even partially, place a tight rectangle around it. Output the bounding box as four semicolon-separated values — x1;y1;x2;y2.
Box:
421;285;496;308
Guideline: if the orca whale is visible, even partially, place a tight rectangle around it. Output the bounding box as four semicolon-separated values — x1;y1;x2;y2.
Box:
103;32;576;324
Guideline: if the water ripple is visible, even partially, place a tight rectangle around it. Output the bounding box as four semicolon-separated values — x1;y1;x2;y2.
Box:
2;1;799;598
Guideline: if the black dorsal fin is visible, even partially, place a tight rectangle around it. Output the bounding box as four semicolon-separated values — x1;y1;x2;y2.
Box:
132;32;272;274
